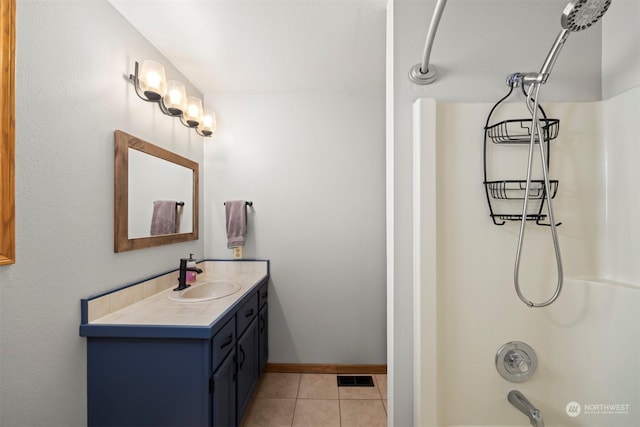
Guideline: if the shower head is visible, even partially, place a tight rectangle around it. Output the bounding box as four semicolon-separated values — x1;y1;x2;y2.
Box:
524;0;612;85
561;0;612;32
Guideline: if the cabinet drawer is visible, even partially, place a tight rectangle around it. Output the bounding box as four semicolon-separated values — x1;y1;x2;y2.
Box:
212;317;236;371
258;283;268;308
237;293;258;336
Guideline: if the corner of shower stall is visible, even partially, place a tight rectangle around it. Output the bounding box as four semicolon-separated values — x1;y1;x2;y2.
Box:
412;91;640;427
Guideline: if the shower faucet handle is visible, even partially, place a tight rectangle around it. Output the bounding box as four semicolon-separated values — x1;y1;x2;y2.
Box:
507;350;531;374
496;341;538;383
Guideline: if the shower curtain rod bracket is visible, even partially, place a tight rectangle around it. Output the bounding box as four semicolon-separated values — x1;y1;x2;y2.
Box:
409;63;438;85
409;0;448;85
506;73;524;88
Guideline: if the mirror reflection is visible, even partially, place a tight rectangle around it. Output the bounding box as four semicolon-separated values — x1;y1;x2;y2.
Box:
114;130;199;252
128;148;193;238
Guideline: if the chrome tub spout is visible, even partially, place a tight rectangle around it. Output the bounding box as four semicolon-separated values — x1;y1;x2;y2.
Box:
508;390;544;427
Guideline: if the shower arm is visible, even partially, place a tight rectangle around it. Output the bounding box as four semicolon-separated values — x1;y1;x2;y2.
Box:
409;0;448;85
523;29;571;86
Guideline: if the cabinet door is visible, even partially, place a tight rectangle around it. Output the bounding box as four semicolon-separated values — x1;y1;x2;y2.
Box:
258;304;268;373
211;350;236;427
237;317;258;420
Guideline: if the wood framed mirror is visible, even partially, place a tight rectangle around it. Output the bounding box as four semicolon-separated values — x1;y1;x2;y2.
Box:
114;130;199;252
0;0;16;266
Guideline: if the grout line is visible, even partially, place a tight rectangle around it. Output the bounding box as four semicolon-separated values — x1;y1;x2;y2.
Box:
290;398;298;427
292;374;301;427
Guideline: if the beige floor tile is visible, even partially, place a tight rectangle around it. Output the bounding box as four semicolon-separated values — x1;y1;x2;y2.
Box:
340;399;387;427
243;398;296;427
382;399;387;414
256;373;301;398
298;374;339;399
338;376;382;400
375;374;387;399
292;399;340;427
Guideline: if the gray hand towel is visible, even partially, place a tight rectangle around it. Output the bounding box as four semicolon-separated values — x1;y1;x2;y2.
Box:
225;200;247;248
150;200;177;235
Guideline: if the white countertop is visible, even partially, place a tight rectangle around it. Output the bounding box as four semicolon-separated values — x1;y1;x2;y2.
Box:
91;271;267;327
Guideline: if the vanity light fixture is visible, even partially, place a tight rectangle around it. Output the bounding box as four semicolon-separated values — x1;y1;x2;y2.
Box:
198;109;217;137
129;60;214;137
137;60;166;100
183;96;203;127
164;80;187;116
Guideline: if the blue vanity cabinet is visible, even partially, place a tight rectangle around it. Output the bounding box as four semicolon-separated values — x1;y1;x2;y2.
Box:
258;282;268;308
237;316;259;420
258;283;268;372
211;317;237;427
211;349;237;427
82;274;269;427
236;293;260;421
212;317;236;370
86;337;211;427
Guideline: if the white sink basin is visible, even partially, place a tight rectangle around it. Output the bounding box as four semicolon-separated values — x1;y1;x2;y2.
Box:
168;280;241;302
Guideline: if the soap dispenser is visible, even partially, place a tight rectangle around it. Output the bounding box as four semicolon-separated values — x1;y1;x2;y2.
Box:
186;253;198;284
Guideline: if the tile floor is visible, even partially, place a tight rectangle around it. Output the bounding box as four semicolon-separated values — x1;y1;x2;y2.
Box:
242;373;387;427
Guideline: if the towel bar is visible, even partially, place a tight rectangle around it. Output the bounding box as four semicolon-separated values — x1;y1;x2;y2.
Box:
224;201;253;207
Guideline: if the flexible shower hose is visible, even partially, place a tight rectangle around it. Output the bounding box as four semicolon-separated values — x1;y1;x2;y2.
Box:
513;82;563;308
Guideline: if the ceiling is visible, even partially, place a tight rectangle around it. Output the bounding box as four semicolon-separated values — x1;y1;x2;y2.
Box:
109;0;387;97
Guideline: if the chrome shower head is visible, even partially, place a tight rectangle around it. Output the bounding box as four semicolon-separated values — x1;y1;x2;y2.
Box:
524;0;613;84
562;0;612;32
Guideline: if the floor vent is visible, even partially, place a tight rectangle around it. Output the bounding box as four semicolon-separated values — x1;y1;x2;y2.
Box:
336;375;375;387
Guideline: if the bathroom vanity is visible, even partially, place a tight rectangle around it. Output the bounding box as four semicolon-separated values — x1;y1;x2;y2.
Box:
79;260;269;427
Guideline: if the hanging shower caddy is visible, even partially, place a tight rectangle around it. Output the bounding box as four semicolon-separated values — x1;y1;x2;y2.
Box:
483;82;560;226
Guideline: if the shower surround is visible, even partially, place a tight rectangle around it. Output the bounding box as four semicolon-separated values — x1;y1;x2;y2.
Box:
412;87;640;426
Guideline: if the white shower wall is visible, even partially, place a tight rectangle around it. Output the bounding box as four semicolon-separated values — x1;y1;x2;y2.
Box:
413;86;640;426
601;88;640;284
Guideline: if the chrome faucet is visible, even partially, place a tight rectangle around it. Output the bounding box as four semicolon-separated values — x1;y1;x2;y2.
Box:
173;258;203;291
508;390;544;427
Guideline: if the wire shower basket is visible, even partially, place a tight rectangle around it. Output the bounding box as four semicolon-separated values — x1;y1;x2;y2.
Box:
483;84;561;226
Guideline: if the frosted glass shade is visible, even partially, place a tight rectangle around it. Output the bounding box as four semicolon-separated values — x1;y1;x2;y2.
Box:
184;96;203;127
163;80;187;116
138;60;166;101
198;110;217;136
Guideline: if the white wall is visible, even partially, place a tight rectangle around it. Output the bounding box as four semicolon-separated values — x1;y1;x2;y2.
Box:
393;1;606;424
602;0;640;98
601;87;640;284
385;1;396;423
0;1;204;425
601;0;640;283
203;94;386;364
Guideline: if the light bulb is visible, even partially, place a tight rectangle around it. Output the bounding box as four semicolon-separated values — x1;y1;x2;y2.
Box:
139;60;166;101
163;80;187;116
198;109;216;137
184;96;203;127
